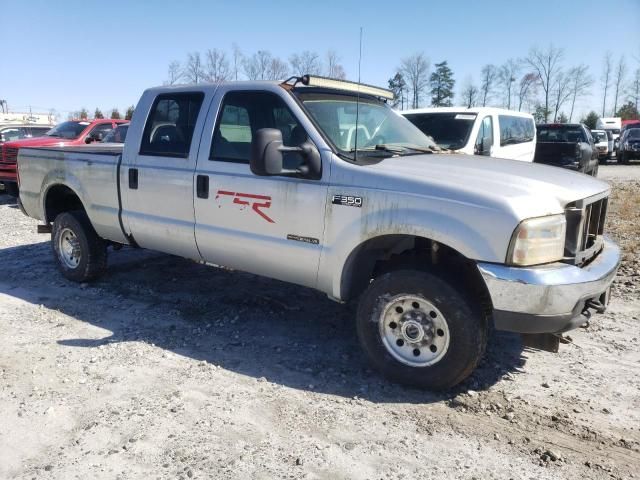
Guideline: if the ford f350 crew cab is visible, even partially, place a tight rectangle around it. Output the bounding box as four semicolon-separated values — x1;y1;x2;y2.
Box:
16;76;621;390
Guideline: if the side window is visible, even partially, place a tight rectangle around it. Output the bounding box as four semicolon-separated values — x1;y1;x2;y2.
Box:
140;92;204;158
475;116;493;155
210;91;308;167
499;116;535;146
89;123;115;140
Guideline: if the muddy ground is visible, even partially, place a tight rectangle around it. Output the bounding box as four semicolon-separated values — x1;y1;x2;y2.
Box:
0;167;638;479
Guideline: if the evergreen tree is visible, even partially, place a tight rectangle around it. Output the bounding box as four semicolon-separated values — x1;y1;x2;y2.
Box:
125;105;135;120
615;102;639;120
581;111;600;129
94;108;104;119
110;108;121;119
79;108;89;120
388;73;407;109
429;61;455;107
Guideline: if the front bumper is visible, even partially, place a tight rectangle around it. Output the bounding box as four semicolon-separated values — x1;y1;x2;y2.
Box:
477;238;621;334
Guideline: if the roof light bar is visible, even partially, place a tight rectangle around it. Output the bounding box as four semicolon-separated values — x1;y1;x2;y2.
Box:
299;75;395;100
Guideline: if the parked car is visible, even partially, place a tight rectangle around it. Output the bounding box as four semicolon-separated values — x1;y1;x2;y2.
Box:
0;119;126;196
0;124;52;145
596;117;621;159
16;76;620;390
617;127;640;164
401;107;536;162
1;124;54;194
590;129;609;160
534;123;599;176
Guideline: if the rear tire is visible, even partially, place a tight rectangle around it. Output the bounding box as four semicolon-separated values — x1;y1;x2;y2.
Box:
52;211;107;282
356;269;487;390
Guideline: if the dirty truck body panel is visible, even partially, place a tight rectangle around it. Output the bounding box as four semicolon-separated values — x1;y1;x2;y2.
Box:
17;79;621;388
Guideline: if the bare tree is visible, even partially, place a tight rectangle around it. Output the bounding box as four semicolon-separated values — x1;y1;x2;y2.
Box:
565;65;593;121
517;72;538;111
165;60;183;85
184;52;203;84
231;43;243;81
612;56;627;116
479;64;498;107
629;68;640;113
399;52;429;109
526;44;564;122
289;50;321;76
325;50;346;79
244;50;272;80
498;59;520;109
601;51;613;116
267;57;289;80
459;76;479;108
551;70;573;122
204;48;231;83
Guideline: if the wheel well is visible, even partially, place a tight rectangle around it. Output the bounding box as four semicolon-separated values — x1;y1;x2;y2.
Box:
341;234;492;313
44;185;84;223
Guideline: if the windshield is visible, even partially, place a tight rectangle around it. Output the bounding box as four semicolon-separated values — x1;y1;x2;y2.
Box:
403;112;476;150
294;91;438;159
102;124;129;143
592;131;607;142
627;129;640;139
45;121;89;139
537;126;587;143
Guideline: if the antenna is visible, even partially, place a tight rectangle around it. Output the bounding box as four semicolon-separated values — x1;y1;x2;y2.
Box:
354;27;363;163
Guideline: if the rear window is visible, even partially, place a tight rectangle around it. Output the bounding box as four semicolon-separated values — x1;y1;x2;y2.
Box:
403;112;476;150
139;92;204;158
537;126;587;143
591;131;608;143
498;115;535;146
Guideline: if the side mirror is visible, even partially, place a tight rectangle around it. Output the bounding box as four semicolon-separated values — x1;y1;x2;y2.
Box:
250;128;321;179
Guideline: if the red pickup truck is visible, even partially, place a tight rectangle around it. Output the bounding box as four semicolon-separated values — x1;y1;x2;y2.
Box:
1;119;126;196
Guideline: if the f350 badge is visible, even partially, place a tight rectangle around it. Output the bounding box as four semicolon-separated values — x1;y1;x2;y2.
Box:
331;194;363;208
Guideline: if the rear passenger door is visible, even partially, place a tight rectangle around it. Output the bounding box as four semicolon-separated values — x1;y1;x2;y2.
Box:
121;91;207;259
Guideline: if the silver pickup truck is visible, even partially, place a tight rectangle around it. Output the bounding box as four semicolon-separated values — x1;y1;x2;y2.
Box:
17;76;620;390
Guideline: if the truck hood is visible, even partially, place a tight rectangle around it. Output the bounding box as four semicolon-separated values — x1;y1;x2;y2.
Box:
3;136;77;148
365;153;609;218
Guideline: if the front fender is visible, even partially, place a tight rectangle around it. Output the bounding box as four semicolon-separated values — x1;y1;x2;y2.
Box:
318;204;516;301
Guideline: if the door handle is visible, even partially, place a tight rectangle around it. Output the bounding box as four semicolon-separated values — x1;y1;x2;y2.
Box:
196;174;209;199
129;168;138;189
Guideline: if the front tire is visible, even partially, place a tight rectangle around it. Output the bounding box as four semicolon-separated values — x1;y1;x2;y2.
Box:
52;211;107;282
356;270;487;390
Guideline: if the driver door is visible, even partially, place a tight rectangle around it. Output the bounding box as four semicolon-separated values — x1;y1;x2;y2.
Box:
193;88;329;288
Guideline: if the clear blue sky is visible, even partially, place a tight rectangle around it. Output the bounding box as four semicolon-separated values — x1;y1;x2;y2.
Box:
1;0;639;119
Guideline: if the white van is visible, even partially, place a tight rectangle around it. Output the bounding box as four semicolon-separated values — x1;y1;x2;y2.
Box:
401;107;537;162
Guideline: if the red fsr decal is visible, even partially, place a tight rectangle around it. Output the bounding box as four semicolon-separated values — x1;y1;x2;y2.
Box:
215;190;275;223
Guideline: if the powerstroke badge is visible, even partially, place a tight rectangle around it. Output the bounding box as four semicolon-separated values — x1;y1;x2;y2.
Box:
331;194;363;208
286;234;319;245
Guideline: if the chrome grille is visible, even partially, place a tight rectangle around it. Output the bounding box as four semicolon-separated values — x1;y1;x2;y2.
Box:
564;196;607;266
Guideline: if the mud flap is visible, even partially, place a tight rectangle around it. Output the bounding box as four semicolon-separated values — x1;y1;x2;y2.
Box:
521;333;561;353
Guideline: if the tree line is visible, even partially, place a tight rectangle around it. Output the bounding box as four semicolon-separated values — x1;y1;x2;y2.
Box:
388;45;639;124
164;43;639;124
166;44;346;85
70;106;135;121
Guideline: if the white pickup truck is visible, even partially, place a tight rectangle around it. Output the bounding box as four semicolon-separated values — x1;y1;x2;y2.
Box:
17;76;621;390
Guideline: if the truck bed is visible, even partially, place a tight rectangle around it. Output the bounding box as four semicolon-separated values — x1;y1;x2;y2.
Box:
17;145;128;244
533;142;578;166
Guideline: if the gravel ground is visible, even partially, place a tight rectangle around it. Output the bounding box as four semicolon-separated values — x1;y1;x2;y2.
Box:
0;175;639;480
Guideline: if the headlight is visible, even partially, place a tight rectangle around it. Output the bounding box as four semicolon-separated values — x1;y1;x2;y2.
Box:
508;214;566;266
